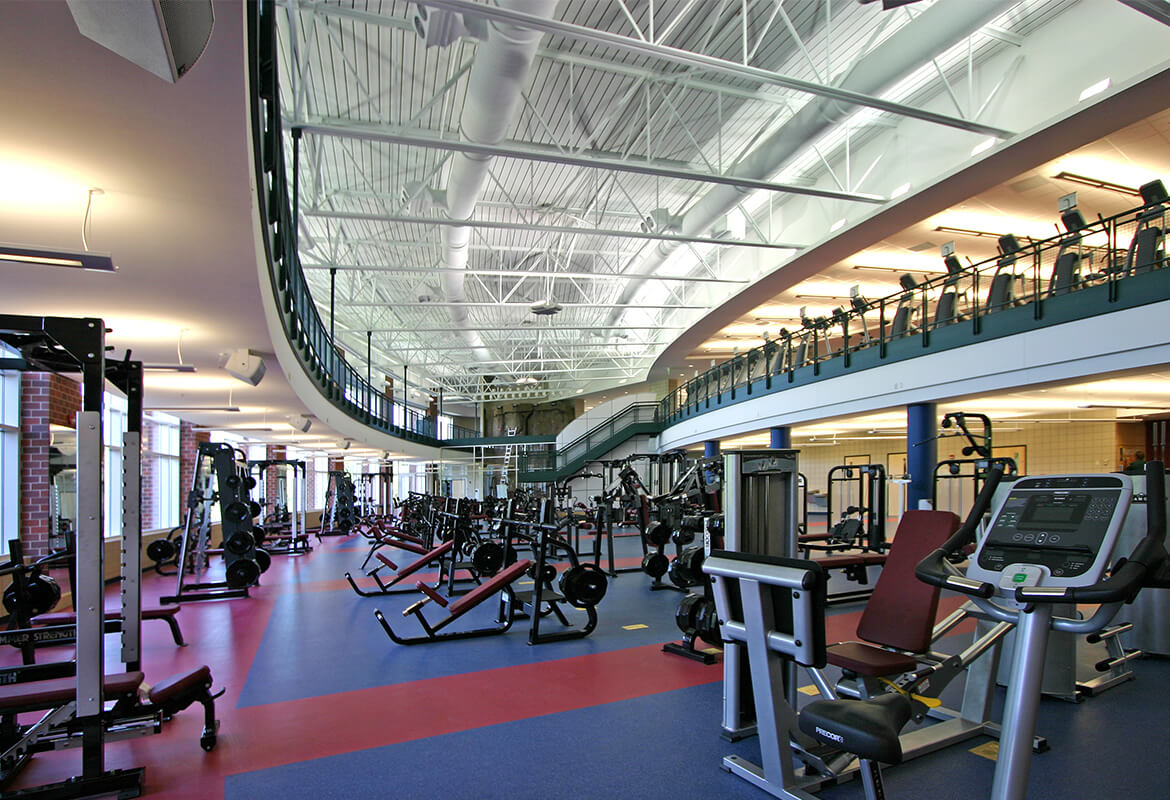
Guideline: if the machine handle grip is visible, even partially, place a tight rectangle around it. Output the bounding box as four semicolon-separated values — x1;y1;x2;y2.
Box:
915;464;1004;592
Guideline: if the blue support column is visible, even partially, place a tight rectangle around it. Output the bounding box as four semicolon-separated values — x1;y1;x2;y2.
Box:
769;427;791;449
907;403;937;510
704;440;720;458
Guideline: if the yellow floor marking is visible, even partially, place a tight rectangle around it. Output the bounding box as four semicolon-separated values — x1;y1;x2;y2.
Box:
797;685;821;696
518;580;534;585
622;623;649;630
970;742;999;761
701;647;723;655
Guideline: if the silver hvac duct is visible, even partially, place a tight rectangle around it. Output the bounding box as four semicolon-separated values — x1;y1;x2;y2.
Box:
606;0;1018;324
440;0;557;364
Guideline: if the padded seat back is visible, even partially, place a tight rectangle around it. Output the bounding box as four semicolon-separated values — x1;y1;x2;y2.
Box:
855;510;960;653
890;305;912;337
933;291;958;327
1047;250;1080;296
1127;226;1163;275
985;273;1015;312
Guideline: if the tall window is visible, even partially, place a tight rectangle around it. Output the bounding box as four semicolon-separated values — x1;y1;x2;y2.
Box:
149;412;181;529
0;353;19;555
103;392;127;538
313;455;328;509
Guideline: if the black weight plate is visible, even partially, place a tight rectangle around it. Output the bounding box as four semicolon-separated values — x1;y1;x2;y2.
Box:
641;552;668;578
248;501;262;519
225;531;255;556
526;562;557;583
243;475;257;490
26;575;61;617
695;599;722;647
225;559;260;589
559;564;608;607
251;526;267;546
254;548;271;573
471;542;504;576
147;538;177;563
675;593;703;634
224;475;241;491
645;522;672;546
676;546;706;586
668;560;689;588
224;502;250;523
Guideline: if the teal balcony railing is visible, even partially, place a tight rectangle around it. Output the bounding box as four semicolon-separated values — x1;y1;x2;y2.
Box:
519;402;662;480
247;2;476;446
660;194;1170;425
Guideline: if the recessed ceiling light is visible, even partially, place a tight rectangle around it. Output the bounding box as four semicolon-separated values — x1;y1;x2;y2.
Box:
575;388;583;394
829;218;846;232
890;182;911;198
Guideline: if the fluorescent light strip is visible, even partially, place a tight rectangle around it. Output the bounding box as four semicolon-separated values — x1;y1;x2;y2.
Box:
1053;171;1141;197
0;243;116;272
146;406;241;412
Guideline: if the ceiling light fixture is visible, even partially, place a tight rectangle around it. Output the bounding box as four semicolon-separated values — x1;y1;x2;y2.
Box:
852;264;947;275
1053;171;1141;197
971;137;997;156
143;364;197;373
1078;77;1111;101
147;406;241;412
933;225;1007;240
795;293;851;301
0;243;115;272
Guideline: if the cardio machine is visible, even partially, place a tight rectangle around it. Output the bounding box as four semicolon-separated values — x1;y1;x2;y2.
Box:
709;463;1168;800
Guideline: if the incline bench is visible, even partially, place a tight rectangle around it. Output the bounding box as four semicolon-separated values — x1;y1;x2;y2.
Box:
346;540;456;597
374;559;532;645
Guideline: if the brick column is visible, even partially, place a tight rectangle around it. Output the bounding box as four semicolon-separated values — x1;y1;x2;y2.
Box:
179;422;209;510
141;421;156;530
20;374;80;559
265;444;286;512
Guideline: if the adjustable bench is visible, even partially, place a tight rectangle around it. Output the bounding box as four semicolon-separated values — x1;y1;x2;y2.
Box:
373;559;532;645
0;664;219;786
32;605;186;646
345;539;456;597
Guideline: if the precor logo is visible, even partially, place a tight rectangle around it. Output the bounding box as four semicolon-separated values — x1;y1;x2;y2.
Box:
816;726;845;744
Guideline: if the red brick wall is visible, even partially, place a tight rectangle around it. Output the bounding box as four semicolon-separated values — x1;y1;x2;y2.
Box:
19;374;81;558
265;445;286;512
179;422;209;516
141;421;157;530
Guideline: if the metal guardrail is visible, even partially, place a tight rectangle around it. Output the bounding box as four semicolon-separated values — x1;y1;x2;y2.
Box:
660;195;1170;425
520;402;661;475
248;1;478;447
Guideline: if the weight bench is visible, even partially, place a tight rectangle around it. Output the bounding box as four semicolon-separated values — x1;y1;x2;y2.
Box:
345;540;456;597
32;605;186;646
0;665;219;786
373;559;532;645
357;526;431;570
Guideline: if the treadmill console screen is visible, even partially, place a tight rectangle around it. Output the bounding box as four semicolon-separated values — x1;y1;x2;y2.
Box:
970;474;1131;587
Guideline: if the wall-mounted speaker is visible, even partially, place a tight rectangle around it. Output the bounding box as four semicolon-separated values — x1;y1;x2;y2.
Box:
67;0;214;83
220;349;266;387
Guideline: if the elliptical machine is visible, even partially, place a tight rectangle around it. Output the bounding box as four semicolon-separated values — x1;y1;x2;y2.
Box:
802;462;1169;800
709;462;1169;800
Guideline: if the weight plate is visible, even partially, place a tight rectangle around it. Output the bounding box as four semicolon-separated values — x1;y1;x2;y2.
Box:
243;475;257;490
641;552;669;578
225;531;255;556
559;564;608;607
224;502;250;523
251;526;267;546
147;538;177;563
225;559;260;589
248;501;262;519
695;599;722;647
645;522;672;547
471;542;504;576
675;593;703;634
254;548;272;573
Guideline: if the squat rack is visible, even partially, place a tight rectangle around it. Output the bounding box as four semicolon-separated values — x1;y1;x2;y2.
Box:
0;314;148;797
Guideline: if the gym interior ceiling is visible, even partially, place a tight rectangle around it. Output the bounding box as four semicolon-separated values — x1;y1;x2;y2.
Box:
1;0;1170;457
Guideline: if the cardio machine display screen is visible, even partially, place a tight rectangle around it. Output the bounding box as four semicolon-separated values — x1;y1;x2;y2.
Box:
1017;494;1090;530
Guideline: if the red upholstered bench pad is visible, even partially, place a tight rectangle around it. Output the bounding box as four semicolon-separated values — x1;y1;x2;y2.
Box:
447;559;532;617
399;540;454;579
815;553;886;569
148;665;211;705
827;642;919;677
0;671;144;712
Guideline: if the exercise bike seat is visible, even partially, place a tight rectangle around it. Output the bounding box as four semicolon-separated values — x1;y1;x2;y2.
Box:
799;692;912;765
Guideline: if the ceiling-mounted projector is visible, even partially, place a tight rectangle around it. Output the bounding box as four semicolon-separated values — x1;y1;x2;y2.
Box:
218;348;266;386
530;299;563;316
